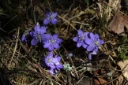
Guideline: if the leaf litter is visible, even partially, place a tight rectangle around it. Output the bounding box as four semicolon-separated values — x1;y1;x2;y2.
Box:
109;13;128;34
0;0;128;85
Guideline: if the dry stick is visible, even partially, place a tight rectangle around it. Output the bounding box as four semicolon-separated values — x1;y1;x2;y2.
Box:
33;4;36;24
58;9;90;30
99;74;123;85
109;55;116;64
47;0;52;11
8;28;19;68
76;76;84;84
0;27;7;33
39;79;44;85
71;21;89;26
20;41;29;54
67;8;94;22
28;79;40;85
25;57;62;84
60;46;79;79
97;63;128;85
39;79;47;85
2;15;17;28
54;50;64;63
58;15;77;30
68;11;86;21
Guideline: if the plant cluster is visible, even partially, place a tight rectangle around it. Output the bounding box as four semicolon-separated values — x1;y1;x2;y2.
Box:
73;29;104;60
22;12;104;75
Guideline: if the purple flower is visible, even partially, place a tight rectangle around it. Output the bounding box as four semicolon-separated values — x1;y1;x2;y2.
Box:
21;32;29;42
85;33;104;52
43;12;58;25
73;29;89;49
88;51;97;60
48;69;58;75
44;52;56;69
43;34;63;51
53;55;63;70
30;23;46;46
44;52;63;74
21;34;27;42
68;53;73;57
48;69;54;75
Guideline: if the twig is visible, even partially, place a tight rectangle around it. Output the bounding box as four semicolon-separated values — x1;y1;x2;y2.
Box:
58;15;77;30
68;11;86;21
109;55;116;64
2;15;17;28
8;28;19;68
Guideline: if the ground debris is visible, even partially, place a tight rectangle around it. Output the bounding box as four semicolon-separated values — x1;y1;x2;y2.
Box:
118;60;128;80
109;13;128;34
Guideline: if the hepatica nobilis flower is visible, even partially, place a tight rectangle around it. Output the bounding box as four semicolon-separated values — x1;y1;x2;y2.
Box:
43;34;63;51
73;29;89;49
43;12;58;25
45;52;56;69
45;52;63;74
68;53;73;57
88;51;97;61
30;23;47;46
22;34;27;42
21;32;29;42
85;32;104;52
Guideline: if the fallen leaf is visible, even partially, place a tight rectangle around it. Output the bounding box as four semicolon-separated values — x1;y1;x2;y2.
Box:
109;0;121;11
93;77;107;85
109;14;128;34
116;75;124;85
117;60;128;80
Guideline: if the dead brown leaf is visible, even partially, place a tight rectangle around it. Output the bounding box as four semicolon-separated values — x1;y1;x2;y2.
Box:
93;77;107;85
109;14;128;34
117;60;128;80
116;75;124;85
108;0;121;11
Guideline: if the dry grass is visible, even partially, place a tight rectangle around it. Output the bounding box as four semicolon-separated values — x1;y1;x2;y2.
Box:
0;0;128;85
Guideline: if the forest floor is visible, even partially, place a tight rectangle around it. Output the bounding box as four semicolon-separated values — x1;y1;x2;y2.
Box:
0;0;128;85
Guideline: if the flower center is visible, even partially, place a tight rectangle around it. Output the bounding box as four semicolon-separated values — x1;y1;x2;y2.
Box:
49;16;53;20
79;36;85;41
94;41;99;45
48;58;52;63
36;34;41;40
49;14;54;20
50;39;56;44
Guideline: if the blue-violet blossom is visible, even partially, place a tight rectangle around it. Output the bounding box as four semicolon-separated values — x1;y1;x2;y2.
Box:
43;34;63;51
45;52;63;74
73;29;89;49
30;23;46;46
68;53;73;57
21;31;30;42
21;34;27;42
45;52;56;69
48;69;58;75
43;12;58;25
85;33;104;52
88;51;97;60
